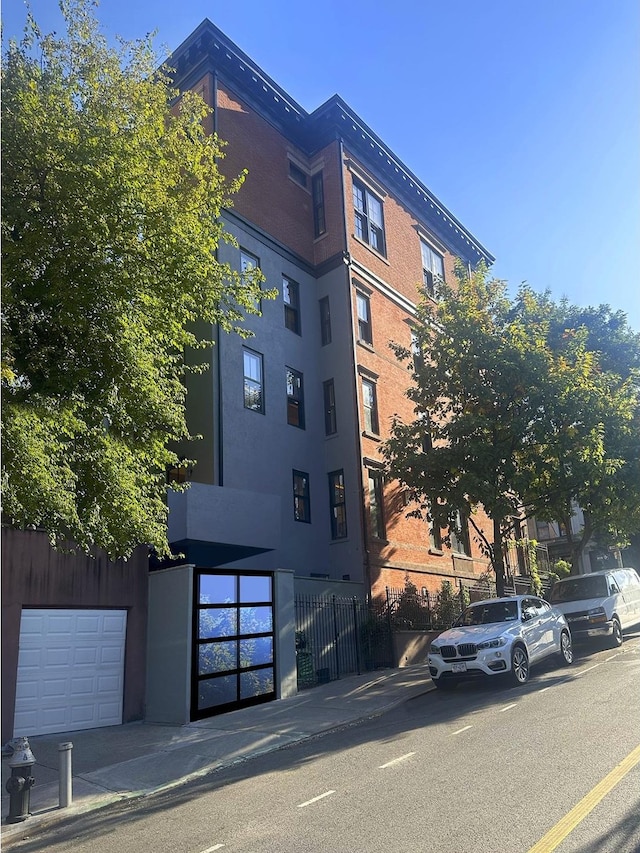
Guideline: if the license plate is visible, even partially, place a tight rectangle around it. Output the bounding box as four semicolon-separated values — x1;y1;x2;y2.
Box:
452;663;467;673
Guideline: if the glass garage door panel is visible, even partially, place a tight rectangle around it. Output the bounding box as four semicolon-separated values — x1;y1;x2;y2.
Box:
193;571;275;719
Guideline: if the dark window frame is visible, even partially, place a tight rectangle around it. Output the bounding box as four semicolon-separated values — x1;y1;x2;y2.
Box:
450;510;471;556
286;367;305;429
312;171;326;238
289;161;308;188
323;379;337;435
368;469;386;540
292;470;311;523
192;570;275;719
243;347;264;414
283;275;301;335
328;470;347;540
319;296;332;345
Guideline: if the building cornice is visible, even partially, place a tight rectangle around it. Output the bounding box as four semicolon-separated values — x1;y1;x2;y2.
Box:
169;20;495;268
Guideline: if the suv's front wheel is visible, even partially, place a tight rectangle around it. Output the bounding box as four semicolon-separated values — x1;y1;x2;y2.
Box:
510;645;530;685
609;616;623;648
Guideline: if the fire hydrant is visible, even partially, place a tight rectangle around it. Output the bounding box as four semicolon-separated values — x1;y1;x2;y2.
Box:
5;737;36;824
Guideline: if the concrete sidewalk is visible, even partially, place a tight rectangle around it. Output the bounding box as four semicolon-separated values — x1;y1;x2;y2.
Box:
1;665;432;845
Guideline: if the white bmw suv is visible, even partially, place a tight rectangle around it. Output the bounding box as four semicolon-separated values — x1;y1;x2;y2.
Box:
428;595;573;689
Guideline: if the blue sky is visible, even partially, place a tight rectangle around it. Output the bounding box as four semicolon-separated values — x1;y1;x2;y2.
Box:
4;0;639;329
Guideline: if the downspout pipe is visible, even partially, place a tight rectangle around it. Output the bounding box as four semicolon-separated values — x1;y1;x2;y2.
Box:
338;137;373;602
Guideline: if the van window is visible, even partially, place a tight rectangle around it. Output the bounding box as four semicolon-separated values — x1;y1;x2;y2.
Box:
550;575;608;603
615;569;640;591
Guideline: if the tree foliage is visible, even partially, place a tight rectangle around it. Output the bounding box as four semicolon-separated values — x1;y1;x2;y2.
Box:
382;264;640;594
1;1;270;558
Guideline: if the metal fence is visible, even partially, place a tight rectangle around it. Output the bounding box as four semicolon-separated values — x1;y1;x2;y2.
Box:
294;595;393;689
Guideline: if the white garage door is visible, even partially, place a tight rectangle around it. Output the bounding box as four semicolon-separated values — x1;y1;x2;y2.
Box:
13;609;127;737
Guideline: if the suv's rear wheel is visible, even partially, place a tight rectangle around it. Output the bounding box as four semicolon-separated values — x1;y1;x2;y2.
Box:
558;630;573;665
610;617;623;648
510;645;530;685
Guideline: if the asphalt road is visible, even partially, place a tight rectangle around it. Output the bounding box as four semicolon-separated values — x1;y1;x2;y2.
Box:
9;633;640;853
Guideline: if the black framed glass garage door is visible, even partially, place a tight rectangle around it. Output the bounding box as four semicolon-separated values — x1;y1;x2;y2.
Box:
192;571;275;719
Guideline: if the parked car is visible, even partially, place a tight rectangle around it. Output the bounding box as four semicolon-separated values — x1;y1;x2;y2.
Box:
427;595;573;689
549;568;640;648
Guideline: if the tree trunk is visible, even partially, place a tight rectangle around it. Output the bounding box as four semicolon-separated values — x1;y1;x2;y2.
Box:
493;517;506;597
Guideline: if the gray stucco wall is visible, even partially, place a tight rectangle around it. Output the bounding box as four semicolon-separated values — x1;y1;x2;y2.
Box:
173;216;367;586
146;565;194;725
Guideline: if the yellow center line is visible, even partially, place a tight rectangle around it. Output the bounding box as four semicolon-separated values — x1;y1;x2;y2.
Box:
527;743;640;853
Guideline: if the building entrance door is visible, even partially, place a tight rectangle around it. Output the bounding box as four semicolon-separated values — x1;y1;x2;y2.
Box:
192;571;275;719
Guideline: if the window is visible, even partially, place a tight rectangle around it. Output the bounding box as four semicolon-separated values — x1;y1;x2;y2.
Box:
243;349;264;413
319;296;331;345
240;249;260;280
411;330;424;373
428;501;442;550
312;172;326;237
368;470;385;539
450;510;471;556
353;179;386;255
420;240;444;299
419;412;432;453
362;378;379;435
429;518;443;551
241;249;261;308
323;379;337;435
283;276;301;335
286;367;305;428
293;470;311;523
329;470;347;539
356;292;372;345
289;161;307;188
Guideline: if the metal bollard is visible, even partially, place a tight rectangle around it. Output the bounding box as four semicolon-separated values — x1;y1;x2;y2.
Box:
5;736;36;824
58;742;73;808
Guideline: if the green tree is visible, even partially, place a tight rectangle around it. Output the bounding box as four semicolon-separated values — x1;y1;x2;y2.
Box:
542;303;640;568
512;294;640;569
382;264;640;595
1;1;271;559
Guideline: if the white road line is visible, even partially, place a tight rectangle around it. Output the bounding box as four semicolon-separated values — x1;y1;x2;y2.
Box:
297;790;336;808
379;752;415;768
200;845;225;853
605;654;620;662
451;725;473;735
499;703;518;712
574;664;601;677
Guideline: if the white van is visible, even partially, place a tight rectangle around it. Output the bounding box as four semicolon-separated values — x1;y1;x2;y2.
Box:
549;568;640;647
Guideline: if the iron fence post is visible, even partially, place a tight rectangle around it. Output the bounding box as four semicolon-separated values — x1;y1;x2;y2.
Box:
332;596;340;679
352;597;361;675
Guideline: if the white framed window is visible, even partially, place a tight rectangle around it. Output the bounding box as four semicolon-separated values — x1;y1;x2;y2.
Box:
356;291;372;345
362;378;379;435
353;179;386;255
420;240;444;299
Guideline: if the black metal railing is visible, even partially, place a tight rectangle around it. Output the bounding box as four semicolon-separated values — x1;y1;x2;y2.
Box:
294;594;394;689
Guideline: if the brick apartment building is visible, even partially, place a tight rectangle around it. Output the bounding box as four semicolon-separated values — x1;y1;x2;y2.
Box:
3;18;503;741
161;19;496;600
